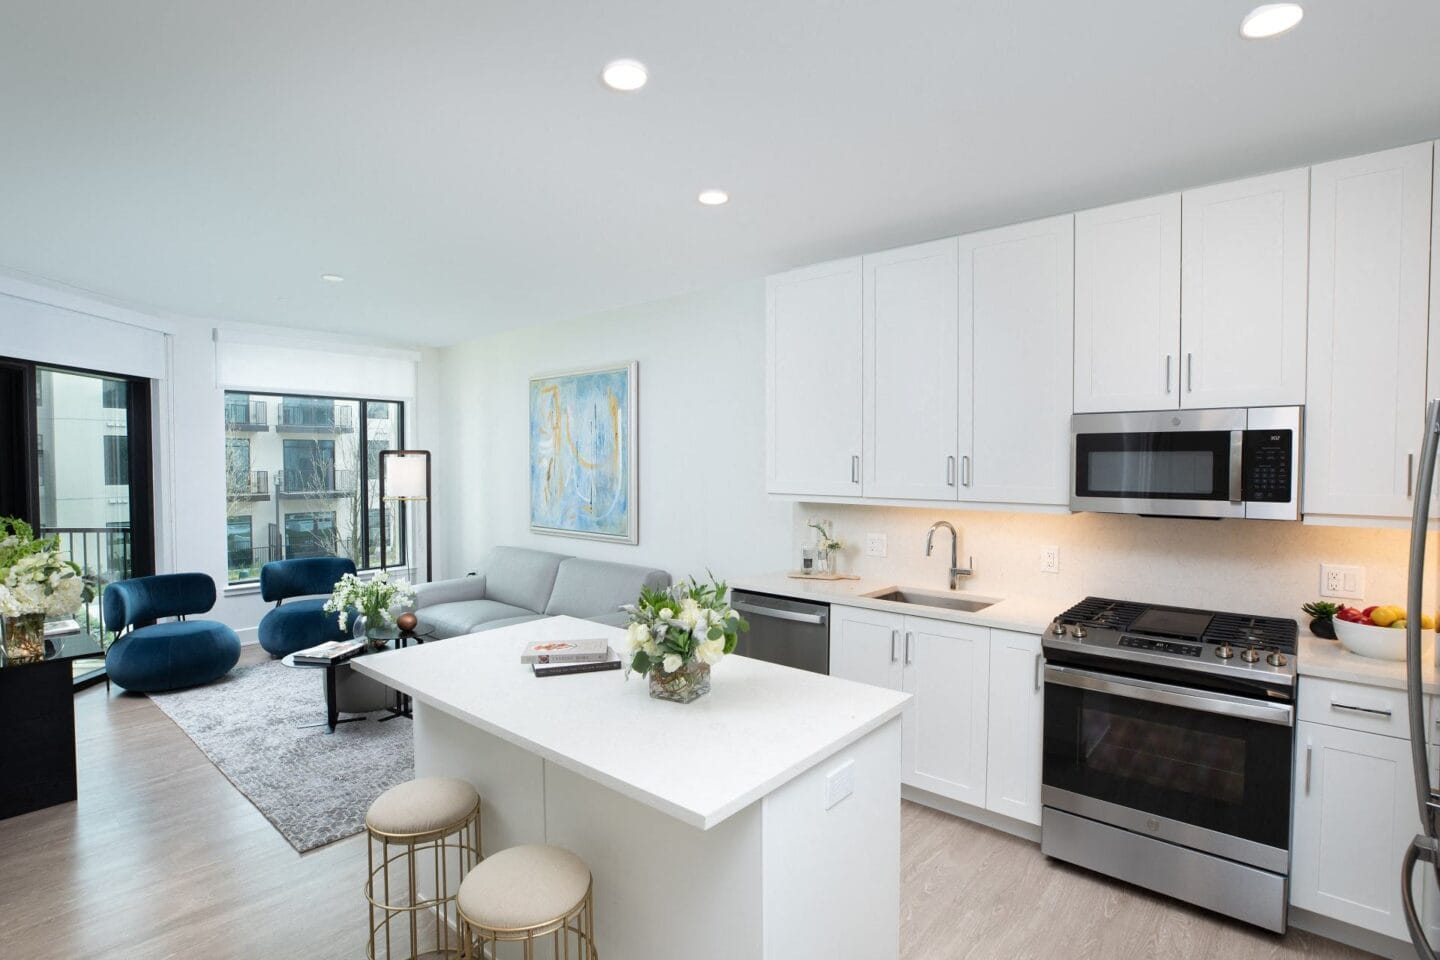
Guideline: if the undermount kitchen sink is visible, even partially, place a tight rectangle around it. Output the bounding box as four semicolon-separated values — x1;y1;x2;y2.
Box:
863;589;998;613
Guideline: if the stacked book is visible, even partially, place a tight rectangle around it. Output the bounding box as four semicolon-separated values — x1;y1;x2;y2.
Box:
521;637;621;678
292;639;366;665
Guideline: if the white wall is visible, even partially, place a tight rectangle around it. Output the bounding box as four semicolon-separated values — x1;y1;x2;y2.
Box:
437;281;792;583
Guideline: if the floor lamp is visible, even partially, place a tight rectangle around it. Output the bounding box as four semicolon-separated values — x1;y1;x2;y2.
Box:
378;449;431;583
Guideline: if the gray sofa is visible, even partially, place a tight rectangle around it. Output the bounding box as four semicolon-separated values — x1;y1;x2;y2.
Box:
410;546;671;639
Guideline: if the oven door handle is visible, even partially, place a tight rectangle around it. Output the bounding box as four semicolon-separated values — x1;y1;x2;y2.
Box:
1044;664;1293;727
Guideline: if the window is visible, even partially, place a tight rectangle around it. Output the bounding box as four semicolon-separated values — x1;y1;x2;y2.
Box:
102;379;127;409
102;435;128;485
221;391;404;582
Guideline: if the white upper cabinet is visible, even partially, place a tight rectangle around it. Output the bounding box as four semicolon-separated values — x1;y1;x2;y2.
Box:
1180;169;1309;408
960;215;1074;506
766;258;864;496
1429;141;1440;414
1304;143;1434;519
1073;193;1182;413
863;239;960;500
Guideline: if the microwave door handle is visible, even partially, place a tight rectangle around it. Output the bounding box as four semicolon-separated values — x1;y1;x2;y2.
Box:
1229;431;1244;503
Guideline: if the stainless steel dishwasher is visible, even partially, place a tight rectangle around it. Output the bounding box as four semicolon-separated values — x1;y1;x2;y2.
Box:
729;590;830;675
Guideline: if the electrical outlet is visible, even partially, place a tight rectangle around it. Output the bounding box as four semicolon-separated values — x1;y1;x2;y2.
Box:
825;759;855;810
1320;563;1366;600
865;533;888;558
1040;545;1059;574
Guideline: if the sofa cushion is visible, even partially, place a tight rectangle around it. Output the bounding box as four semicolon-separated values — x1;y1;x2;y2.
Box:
413;575;487;608
480;547;567;614
470;614;547;633
417;599;536;638
545;558;671;620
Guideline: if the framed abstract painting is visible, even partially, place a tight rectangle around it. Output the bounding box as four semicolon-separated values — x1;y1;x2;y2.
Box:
529;362;638;544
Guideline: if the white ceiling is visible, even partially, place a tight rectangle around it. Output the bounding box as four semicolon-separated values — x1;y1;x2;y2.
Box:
1;1;1437;347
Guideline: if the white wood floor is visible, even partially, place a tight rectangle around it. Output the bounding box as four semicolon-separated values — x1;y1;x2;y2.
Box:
0;645;1380;959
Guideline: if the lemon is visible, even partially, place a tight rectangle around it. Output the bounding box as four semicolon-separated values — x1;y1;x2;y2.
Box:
1392;619;1408;630
1424;614;1437;631
1371;606;1399;627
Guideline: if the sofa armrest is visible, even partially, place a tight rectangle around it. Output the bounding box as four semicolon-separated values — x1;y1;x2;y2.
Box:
413;575;487;608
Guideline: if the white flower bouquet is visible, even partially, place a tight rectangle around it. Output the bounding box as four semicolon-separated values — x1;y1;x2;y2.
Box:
323;571;416;639
623;575;748;702
0;518;87;620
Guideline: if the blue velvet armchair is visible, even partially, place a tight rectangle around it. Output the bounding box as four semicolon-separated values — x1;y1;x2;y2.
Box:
258;557;356;657
103;573;242;693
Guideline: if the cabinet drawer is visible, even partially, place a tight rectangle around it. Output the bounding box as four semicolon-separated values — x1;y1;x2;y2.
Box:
1298;677;1411;737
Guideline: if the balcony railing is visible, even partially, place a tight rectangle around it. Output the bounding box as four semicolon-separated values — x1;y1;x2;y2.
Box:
227;543;280;583
224;399;269;430
277;468;357;498
278;402;355;432
41;526;134;675
226;469;270;499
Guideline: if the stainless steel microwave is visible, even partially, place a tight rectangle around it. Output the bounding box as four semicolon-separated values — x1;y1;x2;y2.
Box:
1070;407;1301;520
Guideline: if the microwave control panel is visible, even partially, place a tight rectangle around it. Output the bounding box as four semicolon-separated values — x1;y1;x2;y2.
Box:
1242;429;1293;503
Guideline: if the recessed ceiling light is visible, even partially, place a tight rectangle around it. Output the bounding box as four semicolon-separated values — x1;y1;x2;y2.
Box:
320;273;344;283
697;189;729;206
601;59;648;92
1240;3;1303;39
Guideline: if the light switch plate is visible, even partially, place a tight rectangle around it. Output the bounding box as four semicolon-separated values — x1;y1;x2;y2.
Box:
825;759;855;810
1320;563;1365;600
865;533;888;559
1040;546;1059;574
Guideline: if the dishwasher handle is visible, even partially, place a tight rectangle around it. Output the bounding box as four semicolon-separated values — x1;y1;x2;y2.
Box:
731;600;827;626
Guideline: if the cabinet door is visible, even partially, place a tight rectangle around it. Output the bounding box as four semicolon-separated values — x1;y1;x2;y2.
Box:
828;605;904;691
1073;194;1182;413
1290;720;1422;939
1305;143;1434;520
863;239;960;500
901;617;989;806
960;215;1074;506
766;259;864;496
983;630;1043;825
1180;169;1309;408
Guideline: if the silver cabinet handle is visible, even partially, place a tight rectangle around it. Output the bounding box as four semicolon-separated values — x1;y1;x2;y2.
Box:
904;631;914;665
1305;743;1312;794
1186;353;1194;392
1165;355;1173;394
946;455;956;486
1330;701;1393;718
890;629;899;664
1409;453;1415;498
961;455;971;487
1033;652;1042;691
851;454;860;484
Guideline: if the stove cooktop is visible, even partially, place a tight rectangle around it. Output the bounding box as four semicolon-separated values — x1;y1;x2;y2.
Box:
1045;596;1299;686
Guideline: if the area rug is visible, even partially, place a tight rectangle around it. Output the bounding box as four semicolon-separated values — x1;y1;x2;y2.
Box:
148;657;414;853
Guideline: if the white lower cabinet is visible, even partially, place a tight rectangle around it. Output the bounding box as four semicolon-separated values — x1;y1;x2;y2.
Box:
829;605;1041;825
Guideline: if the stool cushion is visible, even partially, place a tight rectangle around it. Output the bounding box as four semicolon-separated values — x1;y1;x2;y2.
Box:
366;777;478;836
458;845;591;930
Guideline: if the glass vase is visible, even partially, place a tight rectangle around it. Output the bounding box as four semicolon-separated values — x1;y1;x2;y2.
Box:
648;659;711;703
3;613;47;666
365;621;399;652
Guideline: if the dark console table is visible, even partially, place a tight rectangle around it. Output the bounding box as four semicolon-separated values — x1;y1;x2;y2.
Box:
0;657;77;819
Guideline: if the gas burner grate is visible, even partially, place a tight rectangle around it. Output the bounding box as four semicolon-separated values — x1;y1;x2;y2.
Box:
1204;614;1298;654
1058;597;1147;630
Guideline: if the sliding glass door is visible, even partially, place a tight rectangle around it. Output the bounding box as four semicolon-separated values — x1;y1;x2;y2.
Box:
0;357;155;685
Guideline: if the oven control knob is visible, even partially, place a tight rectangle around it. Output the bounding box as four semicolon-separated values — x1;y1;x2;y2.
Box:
1241;647;1262;663
1215;644;1235;660
1051;622;1068;637
1267;651;1288;668
1071;625;1088;639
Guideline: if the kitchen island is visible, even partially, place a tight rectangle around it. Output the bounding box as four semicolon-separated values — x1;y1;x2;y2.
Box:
353;614;910;960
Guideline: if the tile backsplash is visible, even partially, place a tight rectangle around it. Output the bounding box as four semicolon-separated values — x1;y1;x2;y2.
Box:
793;504;1428;619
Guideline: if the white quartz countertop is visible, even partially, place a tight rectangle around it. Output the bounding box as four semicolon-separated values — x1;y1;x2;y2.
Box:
1299;631;1440;695
729;572;1071;636
352;615;911;831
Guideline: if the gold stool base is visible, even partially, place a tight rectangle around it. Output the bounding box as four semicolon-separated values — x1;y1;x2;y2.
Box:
459;881;597;960
366;798;483;960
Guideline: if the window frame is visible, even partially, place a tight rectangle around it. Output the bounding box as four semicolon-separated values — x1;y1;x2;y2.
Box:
102;434;129;486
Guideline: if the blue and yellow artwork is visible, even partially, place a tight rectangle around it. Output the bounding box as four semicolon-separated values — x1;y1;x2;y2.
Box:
529;363;637;543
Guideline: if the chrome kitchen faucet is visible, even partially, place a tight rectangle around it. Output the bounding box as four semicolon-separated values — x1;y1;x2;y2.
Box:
924;521;974;590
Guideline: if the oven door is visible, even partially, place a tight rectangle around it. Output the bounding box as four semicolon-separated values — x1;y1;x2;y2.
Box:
1042;664;1292;873
1071;408;1245;518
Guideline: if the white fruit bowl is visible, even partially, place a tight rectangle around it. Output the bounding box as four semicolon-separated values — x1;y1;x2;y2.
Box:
1333;618;1431;662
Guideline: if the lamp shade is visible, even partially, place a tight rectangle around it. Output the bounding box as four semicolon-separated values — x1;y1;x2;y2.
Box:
383;452;429;500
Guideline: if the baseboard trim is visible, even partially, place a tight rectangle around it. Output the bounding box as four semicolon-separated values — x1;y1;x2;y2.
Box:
901;784;1042;843
1288;907;1418;960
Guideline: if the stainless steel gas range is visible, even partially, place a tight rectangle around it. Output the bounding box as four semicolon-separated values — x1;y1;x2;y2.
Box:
1039;597;1298;933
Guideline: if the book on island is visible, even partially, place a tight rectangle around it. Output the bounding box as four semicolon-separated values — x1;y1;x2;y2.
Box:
520;637;611;664
531;649;622;678
292;639;366;665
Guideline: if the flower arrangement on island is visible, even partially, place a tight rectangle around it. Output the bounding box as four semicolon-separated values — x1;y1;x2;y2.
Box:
623;575;748;703
0;517;90;664
324;571;416;648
